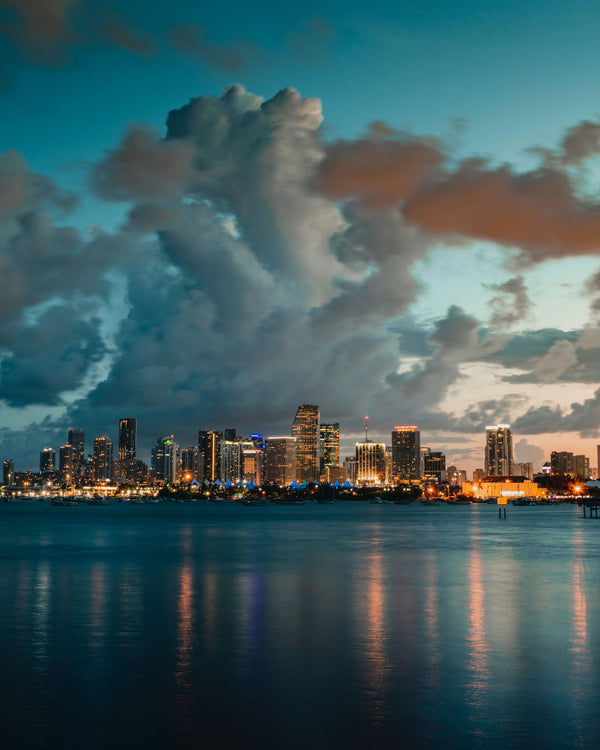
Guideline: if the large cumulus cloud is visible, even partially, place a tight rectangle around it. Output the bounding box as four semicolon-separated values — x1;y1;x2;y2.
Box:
4;83;600;468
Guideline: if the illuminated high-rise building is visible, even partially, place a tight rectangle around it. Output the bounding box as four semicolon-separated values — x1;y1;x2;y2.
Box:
152;436;178;484
59;444;74;476
224;428;237;442
220;440;242;483
423;450;446;483
3;459;14;486
574;455;590;480
266;437;297;485
391;426;421;482
320;423;340;471
118;418;137;480
93;436;113;482
355;440;386;485
40;447;56;473
242;448;262;485
198;430;222;482
485;424;513;476
181;446;198;482
68;429;85;473
292;404;320;482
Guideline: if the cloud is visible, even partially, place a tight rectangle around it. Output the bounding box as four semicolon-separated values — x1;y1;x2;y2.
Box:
168;24;257;73
558;120;600;166
514;438;545;469
5;84;600;469
91;127;197;201
318;123;600;264
486;275;531;329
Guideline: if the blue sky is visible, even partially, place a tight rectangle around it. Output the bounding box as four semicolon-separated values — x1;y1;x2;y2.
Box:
1;0;600;471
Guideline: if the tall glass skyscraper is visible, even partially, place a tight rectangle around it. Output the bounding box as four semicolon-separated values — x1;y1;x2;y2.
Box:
320;423;340;471
391;426;421;482
485;424;513;476
68;429;85;473
93;436;113;481
292;404;320;482
118;418;137;480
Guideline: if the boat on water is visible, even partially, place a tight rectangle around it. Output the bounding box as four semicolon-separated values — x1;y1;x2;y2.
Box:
86;496;110;505
52;499;78;506
240;498;266;506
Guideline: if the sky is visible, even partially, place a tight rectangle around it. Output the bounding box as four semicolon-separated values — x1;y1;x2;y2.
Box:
1;0;600;473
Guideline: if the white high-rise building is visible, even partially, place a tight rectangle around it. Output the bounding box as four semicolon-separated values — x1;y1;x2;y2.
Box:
485;425;513;476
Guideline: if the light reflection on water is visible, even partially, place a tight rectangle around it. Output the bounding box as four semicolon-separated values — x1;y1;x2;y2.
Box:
1;503;600;749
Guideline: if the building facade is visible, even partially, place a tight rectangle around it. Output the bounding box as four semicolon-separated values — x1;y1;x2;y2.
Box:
266;437;297;485
391;426;421;482
292;404;320;482
118;418;137;480
40;447;56;474
152;436;178;484
93;436;113;482
355;441;387;485
320;423;340;471
485;424;514;476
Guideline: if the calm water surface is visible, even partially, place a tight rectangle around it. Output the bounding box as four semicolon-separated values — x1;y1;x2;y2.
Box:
1;502;599;749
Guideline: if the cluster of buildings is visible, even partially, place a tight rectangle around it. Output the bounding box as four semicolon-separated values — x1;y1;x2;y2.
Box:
1;410;598;496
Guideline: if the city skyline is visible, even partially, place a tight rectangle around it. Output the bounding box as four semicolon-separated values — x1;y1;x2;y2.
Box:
1;1;600;475
4;407;600;480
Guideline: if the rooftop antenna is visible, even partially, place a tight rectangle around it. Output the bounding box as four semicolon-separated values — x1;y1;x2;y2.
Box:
365;415;369;442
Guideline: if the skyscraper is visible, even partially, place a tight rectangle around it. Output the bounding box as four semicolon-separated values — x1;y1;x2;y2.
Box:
423;451;446;483
355;440;387;485
391;426;421;482
266;437;297;485
220;440;242;483
40;447;56;473
320;423;340;471
152;436;178;484
181;446;199;481
59;444;74;476
485;424;513;476
118;418;137;480
68;429;85;473
3;459;14;486
198;430;222;482
93;436;113;481
292;404;320;482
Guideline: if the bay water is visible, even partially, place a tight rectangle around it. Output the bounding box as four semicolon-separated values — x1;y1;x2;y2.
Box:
1;501;598;748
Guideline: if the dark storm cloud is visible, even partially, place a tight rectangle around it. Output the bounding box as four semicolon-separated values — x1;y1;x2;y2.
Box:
0;305;106;406
513;391;600;437
0;150;76;218
5;83;600;468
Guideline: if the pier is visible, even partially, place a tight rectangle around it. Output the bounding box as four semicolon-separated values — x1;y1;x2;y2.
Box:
581;500;600;518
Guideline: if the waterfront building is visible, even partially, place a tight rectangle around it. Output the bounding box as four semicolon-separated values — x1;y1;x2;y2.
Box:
181;446;199;482
356;440;386;485
40;447;56;474
423;451;446;483
266;437;297;485
59;444;74;476
514;462;534;481
93;436;113;482
242;448;262;485
292;404;320;482
550;451;574;476
391;426;421;482
3;459;14;486
118;418;137;480
68;429;85;474
152;436;179;484
473;468;486;482
320;423;340;471
464;475;546;504
344;456;357;484
485;425;513;476
221;440;242;483
198;430;222;482
574;454;590;480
